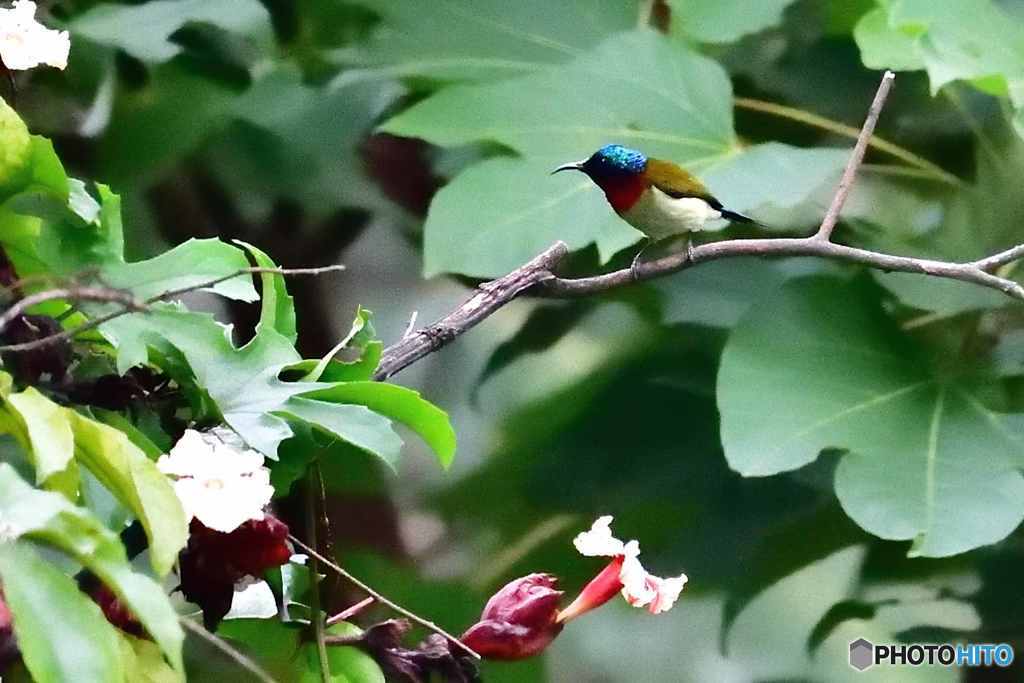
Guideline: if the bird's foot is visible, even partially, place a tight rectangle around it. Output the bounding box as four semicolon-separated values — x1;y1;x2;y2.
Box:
686;239;696;263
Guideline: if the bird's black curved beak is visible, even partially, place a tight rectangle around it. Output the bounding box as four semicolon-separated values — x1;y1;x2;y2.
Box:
551;161;584;175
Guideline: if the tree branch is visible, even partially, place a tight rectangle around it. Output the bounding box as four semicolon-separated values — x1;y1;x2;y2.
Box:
0;285;144;333
815;70;894;242
288;534;481;661
0;265;345;354
375;71;1024;380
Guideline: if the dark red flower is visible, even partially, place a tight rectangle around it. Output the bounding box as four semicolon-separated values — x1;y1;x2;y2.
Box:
461;573;564;660
88;583;144;637
178;515;291;629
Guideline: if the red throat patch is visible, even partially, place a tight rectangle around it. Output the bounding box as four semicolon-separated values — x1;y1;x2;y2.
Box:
594;174;647;214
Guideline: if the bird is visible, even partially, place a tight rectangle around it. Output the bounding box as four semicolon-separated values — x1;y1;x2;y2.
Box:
553;144;753;267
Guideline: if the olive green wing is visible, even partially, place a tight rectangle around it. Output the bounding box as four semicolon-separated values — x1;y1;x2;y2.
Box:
644;158;722;208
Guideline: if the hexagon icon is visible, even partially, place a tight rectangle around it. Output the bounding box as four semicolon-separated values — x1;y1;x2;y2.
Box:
849;638;874;671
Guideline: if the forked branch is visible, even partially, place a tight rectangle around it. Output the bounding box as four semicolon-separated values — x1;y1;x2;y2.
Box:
374;71;1024;380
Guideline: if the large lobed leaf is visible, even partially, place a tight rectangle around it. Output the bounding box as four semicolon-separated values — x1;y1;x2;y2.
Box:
385;30;843;277
854;0;1024;135
342;0;636;82
717;278;1024;556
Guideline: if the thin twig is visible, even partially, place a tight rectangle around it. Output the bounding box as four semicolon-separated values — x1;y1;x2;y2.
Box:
0;286;144;333
288;534;481;660
374;71;1024;380
179;616;278;683
816;71;895;241
0;265;345;353
734;95;960;186
326;597;375;627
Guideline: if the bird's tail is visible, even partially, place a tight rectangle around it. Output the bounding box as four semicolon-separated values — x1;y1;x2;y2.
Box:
720;208;756;224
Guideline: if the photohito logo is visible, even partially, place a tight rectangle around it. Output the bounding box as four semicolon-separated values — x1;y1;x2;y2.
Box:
848;639;1015;671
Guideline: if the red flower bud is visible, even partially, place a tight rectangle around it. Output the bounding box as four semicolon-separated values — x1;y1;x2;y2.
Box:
88;583;144;637
461;573;564;660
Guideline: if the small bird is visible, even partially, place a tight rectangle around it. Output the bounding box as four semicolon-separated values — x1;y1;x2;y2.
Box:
553;144;753;265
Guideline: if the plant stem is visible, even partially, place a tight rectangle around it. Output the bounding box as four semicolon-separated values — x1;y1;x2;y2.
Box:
288;534;482;660
734;96;962;186
305;463;331;683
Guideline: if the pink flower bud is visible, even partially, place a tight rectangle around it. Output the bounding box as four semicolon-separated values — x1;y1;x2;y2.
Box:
461;573;564;660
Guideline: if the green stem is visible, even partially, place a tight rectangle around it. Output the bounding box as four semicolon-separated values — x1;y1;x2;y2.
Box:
306;463;331;683
734;96;963;186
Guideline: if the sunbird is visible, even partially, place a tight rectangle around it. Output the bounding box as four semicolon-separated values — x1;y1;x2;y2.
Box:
553;144;753;263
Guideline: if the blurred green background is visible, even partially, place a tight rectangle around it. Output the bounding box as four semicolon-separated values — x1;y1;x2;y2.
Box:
20;0;1024;680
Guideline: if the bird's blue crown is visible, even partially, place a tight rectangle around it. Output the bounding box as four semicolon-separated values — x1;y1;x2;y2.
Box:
591;144;647;174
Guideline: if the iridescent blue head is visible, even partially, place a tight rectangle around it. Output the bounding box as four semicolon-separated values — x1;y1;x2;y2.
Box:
552;144;648;178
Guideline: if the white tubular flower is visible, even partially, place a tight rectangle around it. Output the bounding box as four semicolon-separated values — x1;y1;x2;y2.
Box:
0;1;70;71
572;515;625;556
563;515;688;619
157;428;274;533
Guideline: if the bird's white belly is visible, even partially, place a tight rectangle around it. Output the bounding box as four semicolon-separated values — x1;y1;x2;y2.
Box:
620;187;722;241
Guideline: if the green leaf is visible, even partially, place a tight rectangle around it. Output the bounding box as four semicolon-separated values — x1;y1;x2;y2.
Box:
727;545;972;682
669;0;800;44
864;121;1024;313
0;541;123;683
65;409;188;574
236;240;298;345
118;633;183;683
101;238;257;303
717;277;1024;556
854;0;1024;124
384;31;846;277
0;464;185;672
421;156;640;278
343;0;636;82
700;144;849;227
853;7;925;71
72;0;272;63
656;258;832;328
281;399;404;471
2;386;78;498
294;307;375;383
383;31;735;162
301;622;384;683
300;383;457;469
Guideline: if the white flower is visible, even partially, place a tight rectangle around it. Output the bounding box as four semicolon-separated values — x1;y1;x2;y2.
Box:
157;428;274;533
0;1;70;71
574;515;688;615
572;515;625;556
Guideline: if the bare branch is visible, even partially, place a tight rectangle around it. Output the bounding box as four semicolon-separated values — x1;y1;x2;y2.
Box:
288;534;482;661
816;70;895;241
0;264;345;354
374;243;567;380
0;286;144;333
374;71;1024;380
